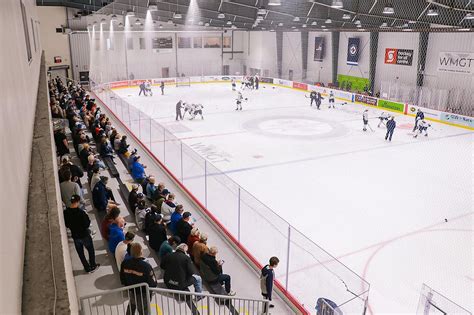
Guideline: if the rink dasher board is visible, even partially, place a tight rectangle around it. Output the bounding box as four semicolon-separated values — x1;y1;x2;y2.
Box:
106;78;474;130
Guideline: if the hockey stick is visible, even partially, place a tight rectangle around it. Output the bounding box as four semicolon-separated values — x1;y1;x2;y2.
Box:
367;123;375;132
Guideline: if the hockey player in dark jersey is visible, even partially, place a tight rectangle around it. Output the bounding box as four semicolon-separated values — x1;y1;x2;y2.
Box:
309;91;317;107
413;109;424;131
315;92;324;110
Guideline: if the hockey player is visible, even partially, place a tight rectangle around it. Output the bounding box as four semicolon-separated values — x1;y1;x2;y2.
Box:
362;109;369;131
182;102;193;119
413;120;431;138
377;112;391;128
255;75;260;90
308;91;317;107
231;79;236;91
145;80;153;96
138;81;146;96
315;92;324;110
175;100;183;121
249;76;254;89
385;116;396;141
328;91;335;108
189;104;204;120
160;81;165;95
236;91;245;111
412;109;424;131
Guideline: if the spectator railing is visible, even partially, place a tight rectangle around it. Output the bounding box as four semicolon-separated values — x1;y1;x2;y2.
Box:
416;283;472;315
79;283;270;315
91;81;370;314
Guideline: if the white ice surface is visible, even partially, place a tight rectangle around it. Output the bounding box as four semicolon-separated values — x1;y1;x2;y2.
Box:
113;83;473;314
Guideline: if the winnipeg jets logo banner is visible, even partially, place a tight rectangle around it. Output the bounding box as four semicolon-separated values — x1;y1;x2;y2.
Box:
314;37;325;62
347;37;360;66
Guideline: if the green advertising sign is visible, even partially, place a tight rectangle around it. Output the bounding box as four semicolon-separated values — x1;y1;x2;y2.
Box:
337;74;369;92
377;99;405;113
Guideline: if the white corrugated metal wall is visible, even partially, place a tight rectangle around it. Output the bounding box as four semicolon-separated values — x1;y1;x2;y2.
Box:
69;32;90;82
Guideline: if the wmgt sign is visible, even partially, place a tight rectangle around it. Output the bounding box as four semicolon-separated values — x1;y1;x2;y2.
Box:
437;52;474;75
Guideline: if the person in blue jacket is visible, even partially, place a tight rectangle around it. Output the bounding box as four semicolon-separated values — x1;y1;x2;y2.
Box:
169;205;184;235
92;176;110;212
385;116;396;142
108;218;125;253
413;109;424;131
131;156;147;183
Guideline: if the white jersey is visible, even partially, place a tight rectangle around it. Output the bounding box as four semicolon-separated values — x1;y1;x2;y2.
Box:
363;112;368;121
193;104;203;111
419;121;430;129
329;92;335;100
183;103;193;112
145;82;151;89
380;112;390;119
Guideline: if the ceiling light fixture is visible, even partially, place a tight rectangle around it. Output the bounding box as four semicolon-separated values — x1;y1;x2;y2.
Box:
354;19;361;25
380;22;388;27
330;0;343;9
174;13;182;19
342;13;351;20
205;22;210;26
311;21;317;26
302;23;307;28
111;14;117;22
218;13;225;19
126;9;134;16
278;22;283;26
383;4;395;15
258;8;267;15
226;20;232;25
325;18;332;23
293;16;300;22
148;4;158;11
268;0;281;6
427;8;439;16
464;13;474;20
135;18;141;25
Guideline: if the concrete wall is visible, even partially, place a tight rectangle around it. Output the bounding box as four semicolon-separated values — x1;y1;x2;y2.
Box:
37;6;71;75
0;0;42;313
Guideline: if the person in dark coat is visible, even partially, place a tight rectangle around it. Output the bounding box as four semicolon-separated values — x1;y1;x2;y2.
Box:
160;244;203;294
385;116;396;141
128;184;140;214
54;128;70;157
92;176;111;212
260;256;279;311
176;212;193;244
309;91;317;107
118;135;129;154
315;92;324;110
200;246;235;295
175;100;183;121
255;76;259;90
58;156;84;188
148;215;168;252
120;243;157;315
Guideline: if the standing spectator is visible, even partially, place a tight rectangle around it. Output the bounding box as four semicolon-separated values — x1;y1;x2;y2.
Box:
54;128;70;157
128;184;140;214
261;256;280;311
100;206;120;241
187;228;200;258
120;243;157;315
201;246;236;296
64;195;100;273
192;233;209;269
148;214;167;252
108;216;126;253
115;232;135;270
131;156;147;183
385;116;396;142
160;192;175;223
60;169;83;208
160;244;203;295
169;205;184;234
159;236;181;260
176;212;194;245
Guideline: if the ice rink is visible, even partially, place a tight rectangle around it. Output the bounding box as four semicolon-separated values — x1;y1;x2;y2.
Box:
113;82;473;314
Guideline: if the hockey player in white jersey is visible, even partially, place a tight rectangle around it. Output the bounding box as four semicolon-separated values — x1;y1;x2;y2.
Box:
182;102;194;119
362;109;369;131
413;120;431;138
377;112;391;128
189;104;204;120
328;91;335;108
145;80;153;96
235;91;247;111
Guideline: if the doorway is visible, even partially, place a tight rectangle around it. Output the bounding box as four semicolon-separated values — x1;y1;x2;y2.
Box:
162;67;170;78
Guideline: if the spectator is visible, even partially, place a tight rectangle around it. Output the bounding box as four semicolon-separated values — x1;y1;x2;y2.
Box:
160;244;203;296
160;192;175;223
169;205;184;234
192;233;209;268
100;206;120;241
108;216;126;253
152;182;166;200
89;165;101;190
64;195;100;273
127;149;138;171
159;236;181;260
128;185;140;214
54;128;70;157
118;135;129;154
148;214;167;252
120;243;157;315
176;212;194;244
201;246;236;296
115;232;135;270
92;176;115;212
60;169;83;208
131;156;147;183
113;134;121;151
145;176;157;200
134;200;148;231
58;156;84;188
144;205;161;234
79;143;91;167
261;256;280;311
99;137;114;159
187;228;200;258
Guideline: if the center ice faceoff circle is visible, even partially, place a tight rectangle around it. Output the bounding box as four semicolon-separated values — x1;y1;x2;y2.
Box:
258;118;333;136
243;115;348;140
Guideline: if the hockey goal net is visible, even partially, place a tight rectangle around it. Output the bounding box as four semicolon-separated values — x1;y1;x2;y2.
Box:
176;77;191;87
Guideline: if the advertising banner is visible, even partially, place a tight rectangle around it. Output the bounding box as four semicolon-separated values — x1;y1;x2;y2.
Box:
260;77;274;84
274;79;293;87
377;99;405;112
440;113;474;129
406;105;441;120
334;90;353;101
355;94;377;106
337;74;369;92
109;81;129;89
347;38;360;66
384;48;414;66
307;85;326;94
437;52;474;75
152;78;176;85
293;82;308;90
314;37;325;62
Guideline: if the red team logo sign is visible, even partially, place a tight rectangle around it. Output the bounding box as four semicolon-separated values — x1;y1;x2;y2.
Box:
385;48;398;64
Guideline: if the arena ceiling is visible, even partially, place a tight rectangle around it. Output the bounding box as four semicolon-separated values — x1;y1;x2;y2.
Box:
37;0;474;31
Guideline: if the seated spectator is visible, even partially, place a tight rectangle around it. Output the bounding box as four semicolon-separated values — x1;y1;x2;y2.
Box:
169;205;184;235
89;163;100;188
127;149;138;171
108;216;126;253
145;176;157;200
187;228;200;258
176;212;194;244
113;134;121;152
60;169;83;208
115;232;135;270
54;128;70;157
118;135;129;154
79;143;91;167
92;176;117;212
160;193;175;224
144;205;161;234
160;244;203;295
99;137;114;159
58;156;84;188
64;195;100;273
152;182;166;201
100;206;120;241
154;188;170;210
148;214;167;252
128;184;140;214
131;156;147;183
134;200;148;231
201;246;236;296
192;233;209;269
159;236;181;260
120;243;157;315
